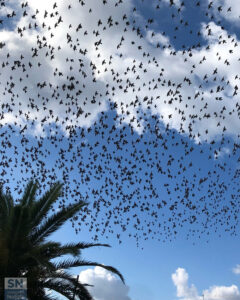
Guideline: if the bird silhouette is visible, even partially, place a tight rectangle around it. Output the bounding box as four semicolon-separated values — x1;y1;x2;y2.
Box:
0;0;238;245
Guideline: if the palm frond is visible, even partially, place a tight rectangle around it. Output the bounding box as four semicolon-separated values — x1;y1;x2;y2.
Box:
45;277;93;300
30;181;63;228
20;180;38;207
0;180;124;300
0;190;14;229
30;201;87;244
70;281;94;300
54;259;125;283
8;205;31;251
43;279;77;299
53;242;111;257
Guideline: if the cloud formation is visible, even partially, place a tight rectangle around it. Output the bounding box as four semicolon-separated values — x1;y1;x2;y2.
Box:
0;0;239;142
208;0;240;24
172;268;240;300
78;267;132;300
172;268;200;300
233;265;240;275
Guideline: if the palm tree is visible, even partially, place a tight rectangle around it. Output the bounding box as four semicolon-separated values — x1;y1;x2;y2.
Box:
0;180;124;299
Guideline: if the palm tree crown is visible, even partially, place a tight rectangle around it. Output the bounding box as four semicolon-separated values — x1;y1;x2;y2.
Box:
0;180;124;299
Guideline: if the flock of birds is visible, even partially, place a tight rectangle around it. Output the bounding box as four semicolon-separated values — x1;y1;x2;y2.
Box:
0;0;239;245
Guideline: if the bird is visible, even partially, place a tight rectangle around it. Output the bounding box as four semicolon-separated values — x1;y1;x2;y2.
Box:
0;0;238;245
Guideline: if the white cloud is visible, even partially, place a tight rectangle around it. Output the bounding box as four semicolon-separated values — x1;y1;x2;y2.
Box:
172;268;200;300
0;0;239;143
207;0;240;25
204;285;240;300
78;266;132;300
162;0;182;8
214;146;230;159
172;268;240;300
146;30;170;45
233;265;240;275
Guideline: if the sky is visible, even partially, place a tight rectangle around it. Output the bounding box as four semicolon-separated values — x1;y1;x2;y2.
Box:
0;0;240;299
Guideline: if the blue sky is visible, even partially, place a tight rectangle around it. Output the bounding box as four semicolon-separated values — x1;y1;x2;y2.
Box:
52;220;240;300
0;0;240;299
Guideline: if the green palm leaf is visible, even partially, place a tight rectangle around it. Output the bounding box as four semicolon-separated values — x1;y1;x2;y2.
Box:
30;181;63;228
0;180;124;299
20;180;38;207
54;259;125;283
30;200;87;244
